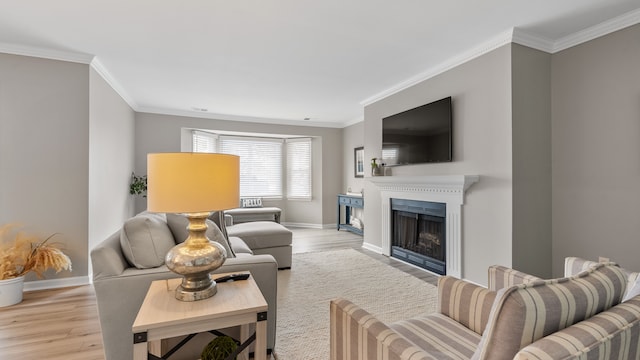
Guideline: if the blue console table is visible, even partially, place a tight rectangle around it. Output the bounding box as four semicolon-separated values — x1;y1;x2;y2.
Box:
337;194;364;235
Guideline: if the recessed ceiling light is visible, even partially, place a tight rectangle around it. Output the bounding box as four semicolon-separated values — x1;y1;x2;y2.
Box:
303;117;311;121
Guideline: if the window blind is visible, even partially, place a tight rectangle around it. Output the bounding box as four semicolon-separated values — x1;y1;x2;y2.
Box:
192;130;217;153
286;138;312;200
219;136;283;198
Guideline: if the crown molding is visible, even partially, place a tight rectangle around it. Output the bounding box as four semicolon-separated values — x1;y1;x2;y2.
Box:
360;29;515;107
136;105;345;128
3;7;640;126
90;57;138;110
0;41;94;64
0;42;138;111
360;7;640;108
553;7;640;52
511;28;555;53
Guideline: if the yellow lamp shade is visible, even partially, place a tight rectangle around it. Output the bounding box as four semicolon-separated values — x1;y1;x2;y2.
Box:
147;153;240;213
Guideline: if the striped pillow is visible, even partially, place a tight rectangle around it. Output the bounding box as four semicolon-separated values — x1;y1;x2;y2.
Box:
472;263;628;360
565;257;640;301
487;265;542;291
514;297;640;359
564;256;600;277
437;276;497;335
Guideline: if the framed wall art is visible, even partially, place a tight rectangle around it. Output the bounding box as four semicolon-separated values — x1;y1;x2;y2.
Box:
354;147;364;178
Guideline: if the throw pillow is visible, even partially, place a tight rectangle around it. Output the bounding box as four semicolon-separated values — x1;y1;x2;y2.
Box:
120;213;176;269
623;273;640;302
472;263;627;360
565;257;640;301
165;213;235;258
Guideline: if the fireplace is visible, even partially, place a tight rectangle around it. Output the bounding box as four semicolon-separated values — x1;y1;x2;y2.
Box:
390;199;446;275
369;175;479;278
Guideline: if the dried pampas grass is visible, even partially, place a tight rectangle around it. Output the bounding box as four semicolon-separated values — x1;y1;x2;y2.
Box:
0;224;72;280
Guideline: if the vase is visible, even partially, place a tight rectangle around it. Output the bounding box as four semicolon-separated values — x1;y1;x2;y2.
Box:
0;276;25;307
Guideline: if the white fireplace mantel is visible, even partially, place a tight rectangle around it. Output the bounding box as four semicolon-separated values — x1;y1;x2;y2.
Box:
369;175;479;278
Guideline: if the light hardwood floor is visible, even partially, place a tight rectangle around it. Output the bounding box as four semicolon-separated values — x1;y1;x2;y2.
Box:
0;285;104;360
0;227;439;359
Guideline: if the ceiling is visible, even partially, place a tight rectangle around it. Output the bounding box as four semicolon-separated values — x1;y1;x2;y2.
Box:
1;1;639;127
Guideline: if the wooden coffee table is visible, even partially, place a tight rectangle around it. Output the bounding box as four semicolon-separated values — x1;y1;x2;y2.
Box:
132;272;268;360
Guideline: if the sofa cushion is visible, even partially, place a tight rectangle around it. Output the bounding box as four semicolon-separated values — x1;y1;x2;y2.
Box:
165;213;234;258
207;211;230;238
390;313;482;359
472;263;628;360
229;236;253;255
120;213;175;269
226;221;292;249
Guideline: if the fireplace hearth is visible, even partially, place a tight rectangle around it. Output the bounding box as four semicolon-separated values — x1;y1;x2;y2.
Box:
391;199;446;275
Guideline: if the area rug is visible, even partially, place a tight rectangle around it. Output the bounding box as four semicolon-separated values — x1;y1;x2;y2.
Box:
273;249;438;359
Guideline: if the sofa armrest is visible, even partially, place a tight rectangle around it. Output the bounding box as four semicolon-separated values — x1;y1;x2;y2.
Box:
330;298;430;360
487;265;541;291
514;296;640;359
90;231;129;280
437;276;496;335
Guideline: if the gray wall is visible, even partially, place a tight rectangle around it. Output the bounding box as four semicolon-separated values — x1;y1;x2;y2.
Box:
511;44;552;278
0;53;90;281
134;112;343;227
363;45;514;285
551;24;640;276
342;121;365;193
88;67;136;266
342;121;365;225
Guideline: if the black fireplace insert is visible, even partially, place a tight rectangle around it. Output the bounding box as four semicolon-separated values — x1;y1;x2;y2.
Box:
390;198;446;275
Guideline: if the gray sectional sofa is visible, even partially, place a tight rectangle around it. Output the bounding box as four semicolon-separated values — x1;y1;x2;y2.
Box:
91;211;281;360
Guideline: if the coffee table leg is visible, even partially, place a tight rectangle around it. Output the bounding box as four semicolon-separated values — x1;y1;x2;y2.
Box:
255;320;267;360
239;324;250;360
133;342;147;360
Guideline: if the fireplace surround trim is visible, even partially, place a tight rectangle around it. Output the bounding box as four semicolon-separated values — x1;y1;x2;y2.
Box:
370;175;479;278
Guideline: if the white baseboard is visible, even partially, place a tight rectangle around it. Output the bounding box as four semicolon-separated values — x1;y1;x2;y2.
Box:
362;242;383;254
23;276;91;291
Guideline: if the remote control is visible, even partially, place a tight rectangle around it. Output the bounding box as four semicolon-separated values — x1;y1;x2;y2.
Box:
214;273;251;283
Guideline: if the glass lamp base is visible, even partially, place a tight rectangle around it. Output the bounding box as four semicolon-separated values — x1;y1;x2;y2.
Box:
165;212;227;302
175;281;218;301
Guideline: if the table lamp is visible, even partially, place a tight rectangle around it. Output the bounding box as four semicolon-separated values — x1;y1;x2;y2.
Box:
147;152;240;301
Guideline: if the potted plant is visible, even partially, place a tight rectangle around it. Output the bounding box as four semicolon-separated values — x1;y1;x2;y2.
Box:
129;172;147;197
201;336;237;360
371;158;381;176
0;224;72;307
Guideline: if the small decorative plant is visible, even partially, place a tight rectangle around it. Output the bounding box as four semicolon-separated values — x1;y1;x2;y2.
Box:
0;224;72;280
129;172;147;198
371;158;381;176
201;336;237;360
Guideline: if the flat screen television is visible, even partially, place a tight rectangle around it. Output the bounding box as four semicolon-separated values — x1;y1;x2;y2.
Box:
382;96;452;166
